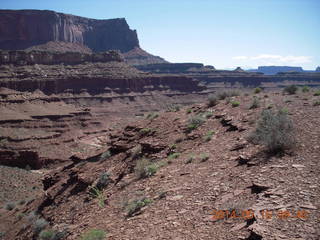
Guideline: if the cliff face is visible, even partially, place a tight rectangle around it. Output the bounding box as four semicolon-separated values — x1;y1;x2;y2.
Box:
0;10;139;52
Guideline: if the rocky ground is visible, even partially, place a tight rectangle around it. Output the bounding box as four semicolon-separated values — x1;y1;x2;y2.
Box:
0;88;319;240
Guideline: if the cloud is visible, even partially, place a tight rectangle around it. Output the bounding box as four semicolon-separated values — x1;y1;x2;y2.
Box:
232;54;312;65
232;56;248;60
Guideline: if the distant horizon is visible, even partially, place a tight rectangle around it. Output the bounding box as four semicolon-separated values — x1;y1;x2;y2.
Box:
1;0;319;69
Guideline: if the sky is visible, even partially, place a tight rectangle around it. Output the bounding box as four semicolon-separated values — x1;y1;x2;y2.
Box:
1;0;319;70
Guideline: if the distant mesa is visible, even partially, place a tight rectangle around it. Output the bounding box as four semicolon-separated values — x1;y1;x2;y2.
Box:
234;67;245;72
248;66;304;75
316;66;320;72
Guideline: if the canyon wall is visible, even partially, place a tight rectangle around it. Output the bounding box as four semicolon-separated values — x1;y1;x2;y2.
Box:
0;10;139;52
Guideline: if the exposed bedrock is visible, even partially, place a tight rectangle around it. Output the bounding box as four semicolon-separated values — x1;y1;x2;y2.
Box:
0;9;139;52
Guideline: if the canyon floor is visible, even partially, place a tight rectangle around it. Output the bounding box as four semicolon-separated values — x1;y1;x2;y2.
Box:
0;88;319;240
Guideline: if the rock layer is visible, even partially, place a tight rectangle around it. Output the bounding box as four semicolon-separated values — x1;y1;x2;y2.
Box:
0;10;139;52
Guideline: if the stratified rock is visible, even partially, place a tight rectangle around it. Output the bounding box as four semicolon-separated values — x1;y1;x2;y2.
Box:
0;10;139;52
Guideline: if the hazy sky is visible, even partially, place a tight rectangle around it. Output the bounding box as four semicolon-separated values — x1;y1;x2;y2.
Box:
1;0;319;69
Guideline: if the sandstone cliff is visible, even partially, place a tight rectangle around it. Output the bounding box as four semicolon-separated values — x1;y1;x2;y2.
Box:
0;10;139;52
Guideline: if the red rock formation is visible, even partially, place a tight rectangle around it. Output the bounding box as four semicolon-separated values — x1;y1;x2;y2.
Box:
0;10;139;52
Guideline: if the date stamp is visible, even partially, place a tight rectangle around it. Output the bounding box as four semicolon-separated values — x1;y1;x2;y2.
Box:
211;209;310;220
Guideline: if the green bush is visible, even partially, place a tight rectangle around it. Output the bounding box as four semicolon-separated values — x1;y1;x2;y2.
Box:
207;94;218;107
134;159;157;179
185;155;195;164
81;229;106;240
313;101;320;106
200;153;209;162
139;128;152;135
186;115;206;132
314;90;320;96
186;109;192;114
146;112;159;120
231;101;240;107
166;104;181;112
302;86;310;92
283;85;298;95
249;109;295;153
254;87;262;94
39;230;55;240
89;187;106;208
126;198;152;217
203;130;214;142
168;153;180;160
33;218;48;234
249;97;260;109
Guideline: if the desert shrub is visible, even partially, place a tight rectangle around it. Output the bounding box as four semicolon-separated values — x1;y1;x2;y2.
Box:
17;199;26;205
249;97;260;109
231;101;240;107
89;187;106;208
99;151;111;161
166;104;181;112
130;145;142;159
203;112;213;119
186;109;192;114
95;172;111;190
203;130;214;142
39;230;55;240
4;202;16;211
302;86;310;92
217;91;229;100
248;109;295;153
313;101;320;106
168;153;180;160
0;232;4;238
185;155;195;164
283;85;298;95
33;218;48;234
200;153;209;162
139;128;152;135
207;94;218;107
254;87;262;94
134;159;157;179
126;198;152;217
314;90;320;96
186;115;206;132
80;229;106;240
146;112;159;120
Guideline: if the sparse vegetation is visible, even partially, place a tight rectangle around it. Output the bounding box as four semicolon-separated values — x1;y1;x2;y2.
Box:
99;151;111;161
186;108;192;114
166;104;181;112
4;202;16;211
126;198;152;217
249;97;260;109
33;218;49;234
186;115;206;132
95;172;111;190
39;230;55;240
200;153;209;162
313;101;320;106
207;94;218;107
139;128;152;135
81;229;106;240
314;89;320;96
185;155;195;164
254;87;262;94
168;153;180;160
89;187;106;208
134;158;158;179
146;112;159;120
130;144;142;159
231;101;240;107
203;130;214;142
217;90;240;100
249;109;295;153
283;85;298;95
302;86;310;92
203;112;213;119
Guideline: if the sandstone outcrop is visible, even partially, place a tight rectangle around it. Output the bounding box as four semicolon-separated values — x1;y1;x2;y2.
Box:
0;10;139;52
